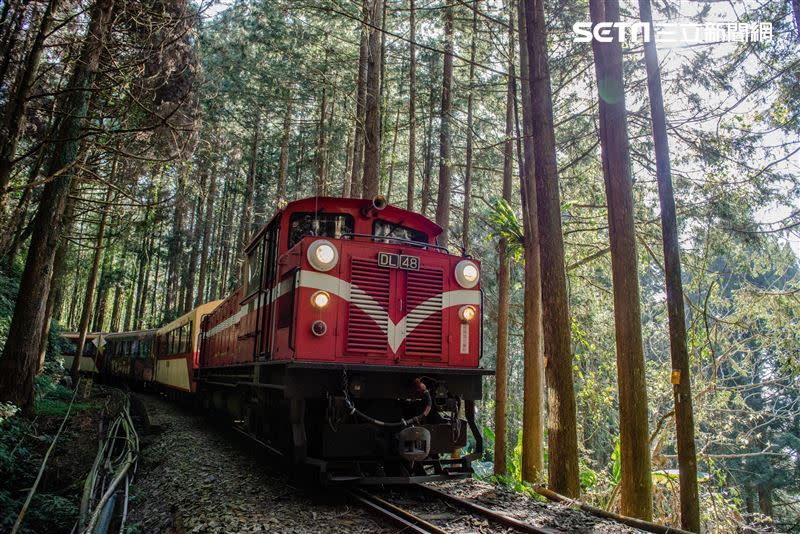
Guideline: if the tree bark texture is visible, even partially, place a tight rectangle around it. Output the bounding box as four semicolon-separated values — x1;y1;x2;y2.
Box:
435;5;453;247
494;9;516;475
589;0;653;519
350;0;369;197
638;0;699;529
462;5;478;254
523;0;579;494
406;0;416;211
362;0;383;199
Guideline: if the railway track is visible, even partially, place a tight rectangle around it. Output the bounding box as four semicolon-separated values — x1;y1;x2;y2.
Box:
348;483;561;534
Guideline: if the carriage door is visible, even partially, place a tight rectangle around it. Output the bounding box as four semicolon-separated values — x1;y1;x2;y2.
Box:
258;221;280;359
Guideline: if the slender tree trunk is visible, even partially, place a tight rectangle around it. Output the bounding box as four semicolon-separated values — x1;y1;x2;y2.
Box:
516;1;545;484
183;184;203;312
0;0;61;211
242;111;261;248
461;4;478;254
350;0;369;197
315;85;329;196
362;0;383;199
72;186;113;384
435;5;454;247
0;0;114;410
37;190;77;373
421;55;438;218
638;0;699;529
385;108;400;201
589;0;653;519
342;125;355;197
197;158;217;306
494;10;516;476
92;245;113;332
523;0;578;494
109;281;122;332
164;170;186;318
277;100;292;203
758;486;773;518
406;0;416;210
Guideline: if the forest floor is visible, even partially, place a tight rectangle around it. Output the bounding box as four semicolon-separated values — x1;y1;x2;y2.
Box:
127;394;647;534
0;378;127;533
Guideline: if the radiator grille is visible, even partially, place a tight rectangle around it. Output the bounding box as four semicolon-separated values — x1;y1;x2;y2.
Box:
404;267;443;355
347;258;390;353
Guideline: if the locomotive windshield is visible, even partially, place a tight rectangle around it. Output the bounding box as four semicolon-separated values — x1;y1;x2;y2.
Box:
288;212;354;248
372;219;428;244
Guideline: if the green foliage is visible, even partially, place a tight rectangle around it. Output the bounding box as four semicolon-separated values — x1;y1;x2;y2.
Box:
488;199;524;262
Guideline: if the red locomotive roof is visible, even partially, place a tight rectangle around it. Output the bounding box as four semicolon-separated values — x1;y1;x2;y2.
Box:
248;196;442;253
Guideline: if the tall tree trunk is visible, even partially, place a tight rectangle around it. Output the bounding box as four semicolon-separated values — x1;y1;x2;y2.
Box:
164;170;186;319
183;180;204;312
350;0;369;197
315;85;329;196
420;55;438;218
362;0;383;199
109;280;122;332
406;0;416;211
435;5;454;247
37;190;77;373
92;244;113;332
0;0;61;211
638;0;699;529
0;0;114;410
461;4;478;254
385;108;400;201
277;100;292;203
197;158;217;306
494;9;516;476
523;0;578;494
342;125;355;197
241;111;261;249
516;0;545;485
589;0;653;519
72;186;113;384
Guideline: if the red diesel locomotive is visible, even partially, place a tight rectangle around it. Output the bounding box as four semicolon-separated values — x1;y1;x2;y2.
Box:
197;196;490;483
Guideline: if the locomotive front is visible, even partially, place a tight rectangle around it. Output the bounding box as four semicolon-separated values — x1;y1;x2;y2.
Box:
198;196;491;484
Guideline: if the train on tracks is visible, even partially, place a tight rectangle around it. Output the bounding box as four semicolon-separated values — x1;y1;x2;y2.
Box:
62;196;491;484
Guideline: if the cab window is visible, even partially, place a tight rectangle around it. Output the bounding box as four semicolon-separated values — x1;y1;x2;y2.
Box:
288;212;354;248
245;240;264;296
373;220;428;244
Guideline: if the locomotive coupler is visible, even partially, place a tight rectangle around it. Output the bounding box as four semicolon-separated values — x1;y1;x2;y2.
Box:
396;425;431;463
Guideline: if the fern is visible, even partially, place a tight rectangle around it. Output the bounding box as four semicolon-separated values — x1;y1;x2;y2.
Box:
488;199;525;263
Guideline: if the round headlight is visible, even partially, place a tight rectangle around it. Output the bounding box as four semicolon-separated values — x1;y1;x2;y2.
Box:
455;260;480;288
307;239;338;272
311;290;330;309
459;305;477;322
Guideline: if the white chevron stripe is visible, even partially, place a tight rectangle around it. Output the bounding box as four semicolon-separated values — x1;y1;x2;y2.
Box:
203;269;480;354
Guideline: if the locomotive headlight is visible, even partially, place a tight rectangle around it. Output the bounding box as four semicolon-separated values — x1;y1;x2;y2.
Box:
459;305;477;322
311;290;330;309
307;239;338;272
455;260;480;288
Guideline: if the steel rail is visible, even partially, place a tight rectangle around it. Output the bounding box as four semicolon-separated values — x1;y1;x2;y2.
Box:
346;488;449;534
414;484;561;534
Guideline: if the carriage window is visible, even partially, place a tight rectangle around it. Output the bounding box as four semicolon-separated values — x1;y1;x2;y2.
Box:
373;220;428;244
245;240;264;296
288;213;354;248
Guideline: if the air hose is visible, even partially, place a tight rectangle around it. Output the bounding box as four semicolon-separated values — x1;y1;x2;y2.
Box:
343;377;432;428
